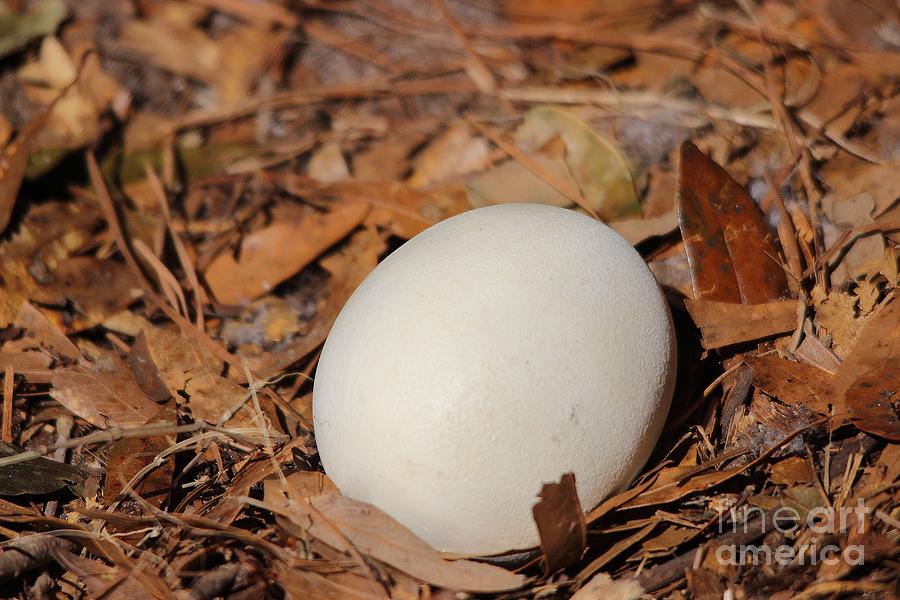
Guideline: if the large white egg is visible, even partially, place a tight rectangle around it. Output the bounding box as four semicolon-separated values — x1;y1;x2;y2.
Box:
312;203;676;555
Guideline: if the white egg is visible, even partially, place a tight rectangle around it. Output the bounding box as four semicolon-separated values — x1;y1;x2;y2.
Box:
313;203;676;555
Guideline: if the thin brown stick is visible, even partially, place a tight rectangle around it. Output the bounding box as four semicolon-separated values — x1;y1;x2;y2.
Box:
1;365;12;443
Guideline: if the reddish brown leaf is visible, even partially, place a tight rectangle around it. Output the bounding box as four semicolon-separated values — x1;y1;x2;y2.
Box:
677;141;788;304
0;106;54;236
770;456;815;486
532;472;586;574
832;295;899;435
745;355;835;414
102;406;177;509
845;360;900;441
684;298;798;349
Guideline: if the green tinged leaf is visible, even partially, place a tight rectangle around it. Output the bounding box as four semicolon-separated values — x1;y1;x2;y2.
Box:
0;0;67;60
467;106;640;221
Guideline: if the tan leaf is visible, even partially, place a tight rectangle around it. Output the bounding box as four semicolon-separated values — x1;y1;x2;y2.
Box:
291;493;526;593
205;201;369;305
409;121;490;189
571;573;644;600
50;354;159;429
684;299;799;349
134;325;254;426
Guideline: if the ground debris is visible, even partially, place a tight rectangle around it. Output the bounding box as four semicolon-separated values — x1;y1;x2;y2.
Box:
0;0;895;598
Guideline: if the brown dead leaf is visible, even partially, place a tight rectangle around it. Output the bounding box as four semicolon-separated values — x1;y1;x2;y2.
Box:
257;228;385;378
13;302;79;360
206;437;311;524
532;472;586;574
684;299;798;349
570;572;644;600
0;99;52;235
408;121;489;189
273;561;386;600
576;522;657;583
677;141;789;304
0;201;102;328
814;290;865;357
266;470;337;504
770;456;815;486
132;325;255;426
54;548;166;600
308;142;350;183
205;201;368;305
116;18;220;84
833;295;899;436
29;256;142;327
641;526;698;553
845;360;900;440
291;493;527;593
353;130;431;182
609;210;678;246
102;405;177;509
50;354;160;429
745;355;835;414
19;37;119;150
0;351;51;383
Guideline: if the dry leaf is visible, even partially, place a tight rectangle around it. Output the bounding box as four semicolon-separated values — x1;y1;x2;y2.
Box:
677;141;789;304
19;37;117;150
570;573;644;600
832;295;899;438
532;472;586;574
466;153;575;209
132;325;255;426
609;210;678;246
409;121;490;188
50;354;160;429
770;456;814;486
641;526;698;553
273;561;385;600
102;406;176;509
0;201;101;327
13;302;79;360
0;440;85;496
205;201;369;305
257;228;385;378
0;349;52;383
293;493;527;593
814;290;866;357
29;256;142;326
684;299;798;349
514;106;640;220
745;355;835;414
308;142;350;183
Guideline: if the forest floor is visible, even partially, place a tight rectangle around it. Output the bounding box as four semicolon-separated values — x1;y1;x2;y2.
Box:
0;0;897;598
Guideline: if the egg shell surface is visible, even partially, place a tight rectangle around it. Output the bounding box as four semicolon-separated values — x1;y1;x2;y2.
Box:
313;203;676;555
